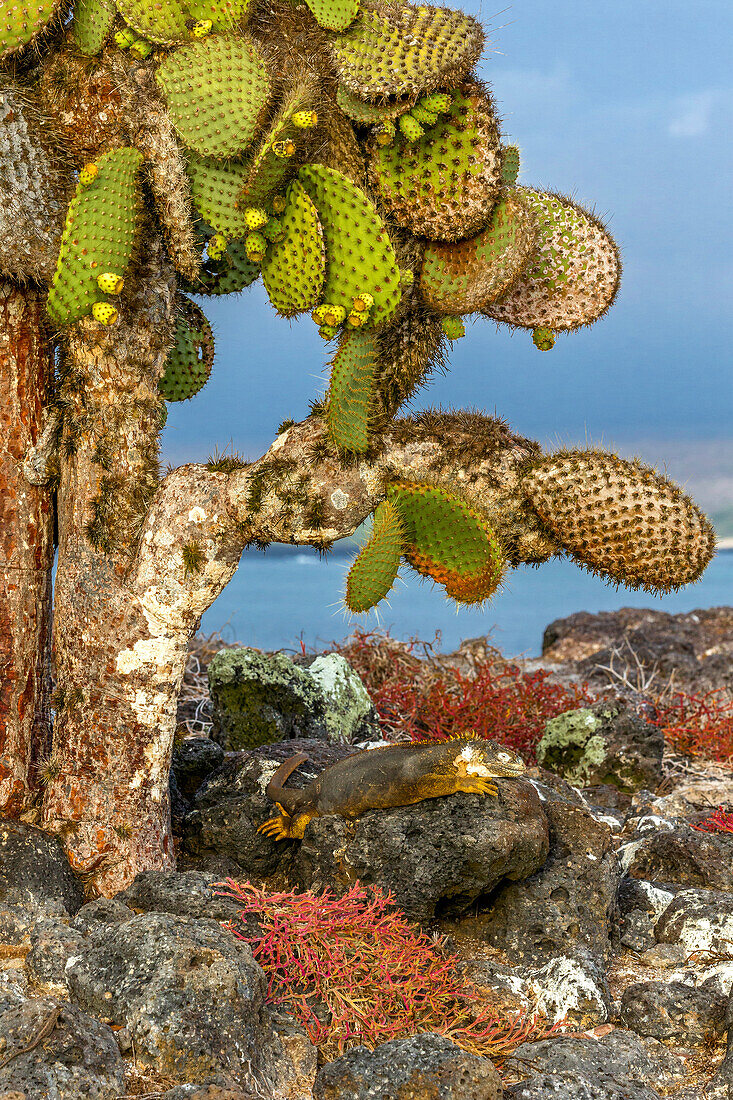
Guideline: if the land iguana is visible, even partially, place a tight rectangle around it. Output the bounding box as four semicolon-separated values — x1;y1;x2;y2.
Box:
258;734;527;840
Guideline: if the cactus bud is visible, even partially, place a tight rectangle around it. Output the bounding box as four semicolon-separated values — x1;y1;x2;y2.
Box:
419;92;452;114
292;110;318;129
191;19;213;36
374;120;396;147
347;309;369;327
318;324;339;340
272;140;296;158
410;104;439;127
114;28;137;49
264;218;285;243
97;272;124;295
208;234;228;260
272;194;287;214
79;162;99;186
352;292;374;313
399;268;414;287
322;303;347;327
92;302;119;325
398;113;424;141
130;38;152;58
532;326;555;351
441;316;465;340
243;207;269;230
312;305;329;326
245;232;267;262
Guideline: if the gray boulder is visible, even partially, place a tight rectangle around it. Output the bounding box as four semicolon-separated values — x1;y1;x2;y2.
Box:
25;919;87;996
625;827;733;891
536;698;664;793
313;1033;502;1100
619;980;728;1043
208;648;378;751
64;910;309;1092
0;821;84;945
0;996;125;1099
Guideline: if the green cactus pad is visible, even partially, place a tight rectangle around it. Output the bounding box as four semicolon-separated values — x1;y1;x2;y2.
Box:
331;4;484;99
501;144;520;185
484;188;621;331
159;295;215;401
189;236;262;295
420;190;537;313
522;451;716;594
262;180;324;316
186;0;252;31
326;328;378;452
187;154;252;238
345;499;404;612
298;164;401;328
47;147;142;328
71;0;116;54
387;479;506;604
156;36;271;159
304;0;359;32
237;83;319;211
336;86;414;125
366;85;502;241
1;0;62;58
116;0;189;43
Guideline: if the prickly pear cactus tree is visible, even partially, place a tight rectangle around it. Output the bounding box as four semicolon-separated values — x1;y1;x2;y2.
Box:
0;0;716;896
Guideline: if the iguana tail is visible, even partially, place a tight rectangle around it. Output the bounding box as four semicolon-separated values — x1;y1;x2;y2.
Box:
265;752;310;815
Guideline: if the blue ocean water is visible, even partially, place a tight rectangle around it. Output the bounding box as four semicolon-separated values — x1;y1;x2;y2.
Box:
200;547;733;659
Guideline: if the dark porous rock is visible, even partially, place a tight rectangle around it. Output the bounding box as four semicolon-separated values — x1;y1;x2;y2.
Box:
0;996;125;1099
637;943;689;969
625;827;733;891
293;777;548;923
64;910;299;1091
182;739;355;875
161;1084;257;1099
537;698;664;793
25;919;87;996
171;769;193;830
654;888;733;956
71;896;135;935
617;877;677;920
505;1029;685;1091
619;980;727;1043
617;906;656;952
712;991;733;1096
0;821;84;944
506;1073;662;1099
116;870;245;922
540;606;733;696
462;958;532;1015
481;789;620;970
173;737;226;801
313;1033;502;1100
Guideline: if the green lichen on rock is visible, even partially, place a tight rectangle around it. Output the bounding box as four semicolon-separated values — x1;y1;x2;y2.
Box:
537;702;665;793
537;708;606;787
208;647;326;750
207;646;377;748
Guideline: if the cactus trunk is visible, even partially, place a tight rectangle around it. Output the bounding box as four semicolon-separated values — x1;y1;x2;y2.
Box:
0;284;55;818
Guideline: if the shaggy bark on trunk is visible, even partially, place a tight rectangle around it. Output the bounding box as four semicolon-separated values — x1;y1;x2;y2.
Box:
0;283;54;818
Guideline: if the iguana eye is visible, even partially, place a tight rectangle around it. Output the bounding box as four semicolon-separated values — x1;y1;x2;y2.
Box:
497;752;512;762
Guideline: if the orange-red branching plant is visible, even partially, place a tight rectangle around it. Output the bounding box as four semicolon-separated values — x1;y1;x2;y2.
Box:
692;806;733;834
651;689;733;762
335;629;593;762
214;879;555;1061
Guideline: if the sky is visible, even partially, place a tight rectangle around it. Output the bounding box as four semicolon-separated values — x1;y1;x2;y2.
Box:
162;0;733;517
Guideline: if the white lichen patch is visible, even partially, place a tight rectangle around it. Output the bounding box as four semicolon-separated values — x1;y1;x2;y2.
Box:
632;814;675;836
116;635;179;675
330;488;349;510
527;955;608;1024
257;760;284;795
188;506;207;524
635;880;675;919
616;839;643;872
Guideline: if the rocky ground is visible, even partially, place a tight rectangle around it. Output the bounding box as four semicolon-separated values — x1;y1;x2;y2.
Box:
1;607;732;1100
